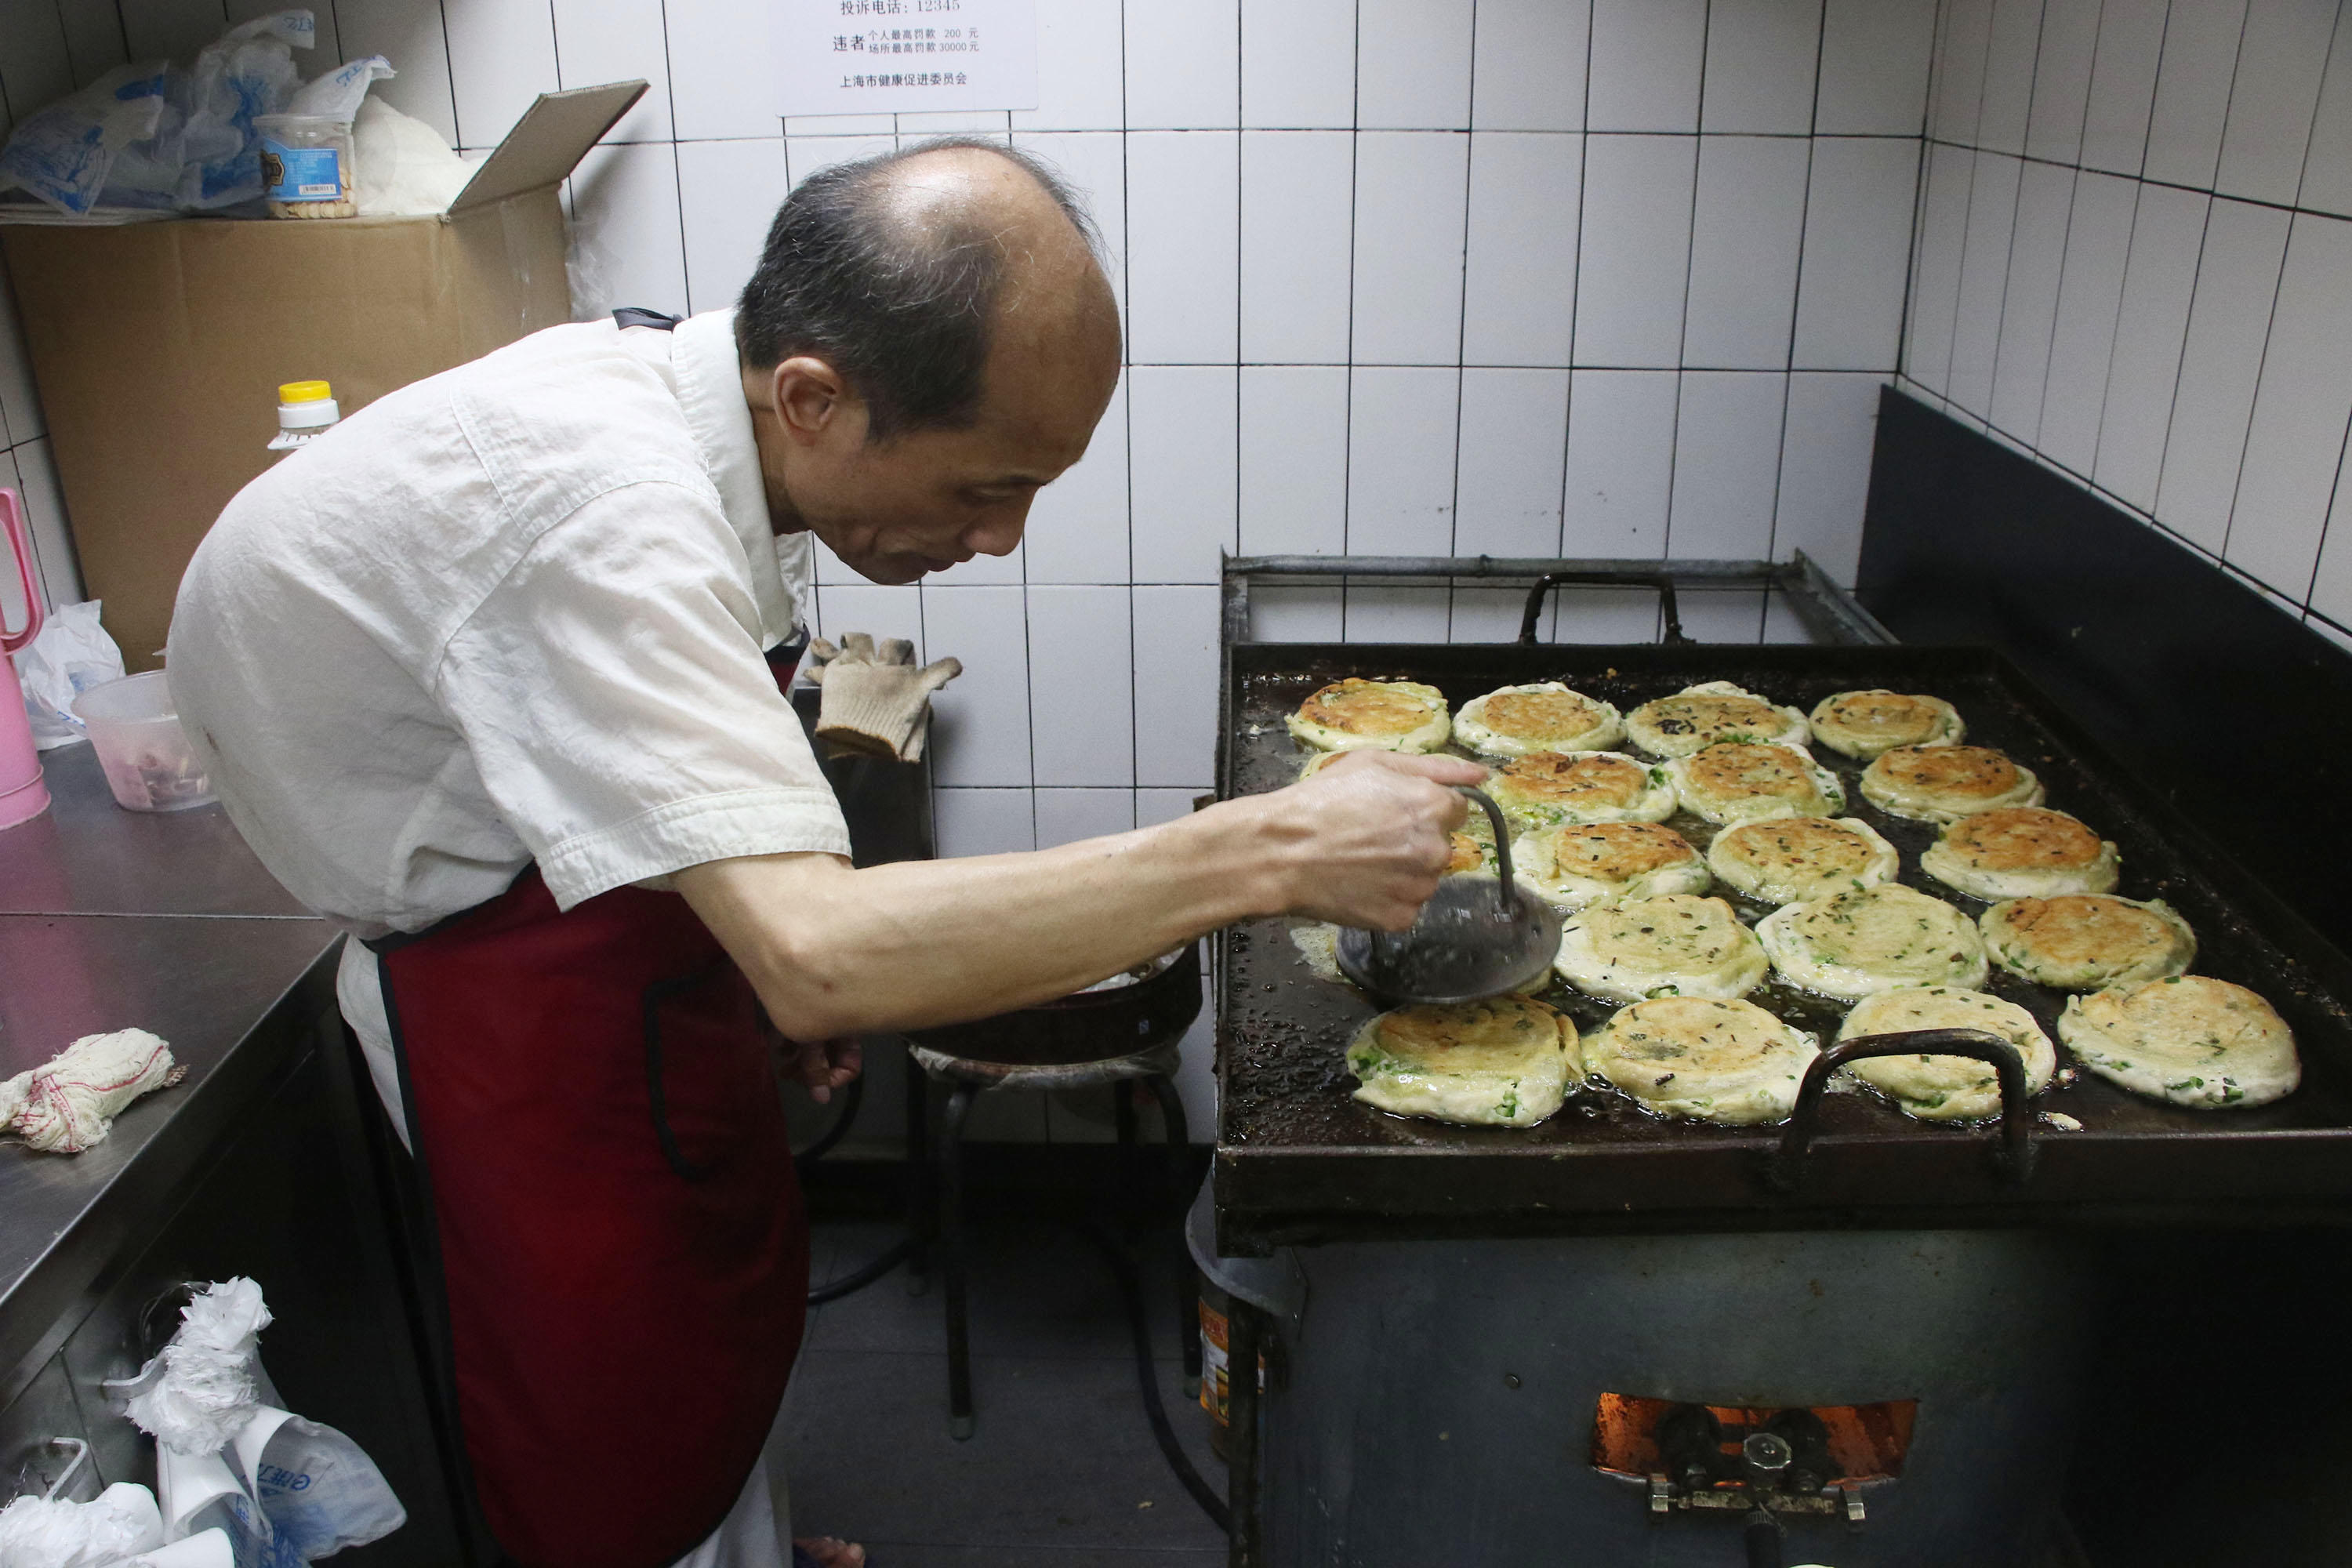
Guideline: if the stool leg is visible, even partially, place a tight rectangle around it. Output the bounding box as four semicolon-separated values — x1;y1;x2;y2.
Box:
1145;1075;1202;1389
939;1083;976;1439
903;1053;931;1297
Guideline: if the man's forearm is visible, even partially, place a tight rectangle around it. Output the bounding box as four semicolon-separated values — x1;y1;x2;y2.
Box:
679;801;1284;1040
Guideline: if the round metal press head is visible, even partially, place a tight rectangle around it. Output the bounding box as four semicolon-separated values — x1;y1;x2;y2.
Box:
1336;789;1563;1006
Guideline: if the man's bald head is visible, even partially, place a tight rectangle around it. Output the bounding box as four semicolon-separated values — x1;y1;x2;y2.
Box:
735;139;1119;442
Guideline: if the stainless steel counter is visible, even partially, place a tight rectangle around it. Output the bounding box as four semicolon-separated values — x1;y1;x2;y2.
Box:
0;742;311;917
0;746;465;1559
0;913;337;1390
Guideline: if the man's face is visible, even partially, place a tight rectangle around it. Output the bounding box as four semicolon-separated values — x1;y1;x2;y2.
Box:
758;321;1121;586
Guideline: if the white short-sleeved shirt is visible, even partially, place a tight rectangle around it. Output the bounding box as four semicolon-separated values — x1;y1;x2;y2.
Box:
171;310;851;1123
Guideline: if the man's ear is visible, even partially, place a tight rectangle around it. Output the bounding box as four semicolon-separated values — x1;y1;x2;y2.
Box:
772;355;855;447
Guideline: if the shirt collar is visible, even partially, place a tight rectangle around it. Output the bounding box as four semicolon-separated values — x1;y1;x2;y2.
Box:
671;310;805;646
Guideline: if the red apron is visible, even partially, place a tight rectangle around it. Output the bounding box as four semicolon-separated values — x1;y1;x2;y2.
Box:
371;639;810;1567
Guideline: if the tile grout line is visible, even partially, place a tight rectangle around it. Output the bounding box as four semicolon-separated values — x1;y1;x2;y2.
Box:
1761;0;1834;640
1444;1;1480;638
1659;0;1716;609
2022;0;2109;453
1979;0;2055;433
1337;0;1363;637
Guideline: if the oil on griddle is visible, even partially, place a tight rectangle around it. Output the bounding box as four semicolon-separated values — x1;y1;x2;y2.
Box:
1218;646;2352;1161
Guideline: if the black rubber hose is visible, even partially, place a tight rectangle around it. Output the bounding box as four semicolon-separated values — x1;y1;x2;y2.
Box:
1083;1222;1232;1536
807;1234;918;1306
1744;1506;1783;1568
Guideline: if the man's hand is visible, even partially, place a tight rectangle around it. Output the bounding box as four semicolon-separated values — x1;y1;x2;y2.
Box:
1249;750;1488;931
773;1028;863;1104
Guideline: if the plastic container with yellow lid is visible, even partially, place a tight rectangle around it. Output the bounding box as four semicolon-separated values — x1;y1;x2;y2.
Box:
268;379;341;456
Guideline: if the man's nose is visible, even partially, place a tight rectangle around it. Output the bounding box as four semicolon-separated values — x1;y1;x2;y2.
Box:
964;506;1029;559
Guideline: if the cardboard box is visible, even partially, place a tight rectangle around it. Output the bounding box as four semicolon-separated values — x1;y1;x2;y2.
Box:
1;82;645;669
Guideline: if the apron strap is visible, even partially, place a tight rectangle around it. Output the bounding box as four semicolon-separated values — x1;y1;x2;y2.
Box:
612;307;684;332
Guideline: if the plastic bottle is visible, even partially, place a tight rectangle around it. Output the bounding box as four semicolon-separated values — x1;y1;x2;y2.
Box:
267;380;339;456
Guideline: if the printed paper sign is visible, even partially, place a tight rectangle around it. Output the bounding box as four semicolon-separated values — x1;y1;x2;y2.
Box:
779;0;1040;117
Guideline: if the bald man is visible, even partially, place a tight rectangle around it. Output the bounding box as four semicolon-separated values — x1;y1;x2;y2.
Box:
169;141;1475;1568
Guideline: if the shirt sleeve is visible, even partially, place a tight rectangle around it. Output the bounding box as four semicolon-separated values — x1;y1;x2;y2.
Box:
434;478;850;909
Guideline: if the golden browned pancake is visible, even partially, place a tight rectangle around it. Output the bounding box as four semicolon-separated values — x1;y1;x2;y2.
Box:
1347;994;1576;1126
1452;683;1624;757
1920;807;2119;899
1486;750;1675;830
1668;742;1847;825
2059;976;2299;1109
1807;689;1965;760
1285;678;1451;753
1579;996;1819;1124
1704;816;1902;905
1859;744;2044;821
1512;820;1709;910
1623;681;1809;758
1980;894;2195;989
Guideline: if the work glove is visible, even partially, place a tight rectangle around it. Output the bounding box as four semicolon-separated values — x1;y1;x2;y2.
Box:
804;632;962;762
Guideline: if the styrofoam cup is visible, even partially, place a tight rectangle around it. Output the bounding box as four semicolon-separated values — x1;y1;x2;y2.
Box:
71;672;215;812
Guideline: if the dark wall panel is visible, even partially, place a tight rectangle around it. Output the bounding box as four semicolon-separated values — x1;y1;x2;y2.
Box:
1857;388;2352;960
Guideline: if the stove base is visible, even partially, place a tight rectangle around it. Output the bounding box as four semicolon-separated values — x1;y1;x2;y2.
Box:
1259;1229;2097;1566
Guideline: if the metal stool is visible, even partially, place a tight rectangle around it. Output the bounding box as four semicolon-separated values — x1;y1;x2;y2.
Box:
902;943;1204;1439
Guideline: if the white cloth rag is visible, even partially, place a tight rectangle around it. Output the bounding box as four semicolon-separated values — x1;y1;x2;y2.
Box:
0;1028;180;1153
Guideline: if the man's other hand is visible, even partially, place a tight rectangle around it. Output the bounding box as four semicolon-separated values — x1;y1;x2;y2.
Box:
774;1029;863;1103
1254;750;1488;931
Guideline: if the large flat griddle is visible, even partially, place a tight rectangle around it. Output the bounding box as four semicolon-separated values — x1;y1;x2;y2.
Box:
1214;641;2352;1253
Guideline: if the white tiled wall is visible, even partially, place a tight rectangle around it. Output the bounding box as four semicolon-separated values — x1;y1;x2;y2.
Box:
1902;0;2352;644
0;0;1944;1138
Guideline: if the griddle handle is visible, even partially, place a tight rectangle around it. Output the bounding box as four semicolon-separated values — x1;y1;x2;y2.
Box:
1517;572;1690;646
1765;1028;2040;1195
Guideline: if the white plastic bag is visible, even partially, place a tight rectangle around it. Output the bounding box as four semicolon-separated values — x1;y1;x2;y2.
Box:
105;11;313;212
0;64;169;216
132;1528;236;1567
351;98;470;216
118;1279;404;1563
234;1408;406;1559
0;1481;165;1567
0;11;314;215
284;56;391;122
15;599;125;750
156;1446;294;1568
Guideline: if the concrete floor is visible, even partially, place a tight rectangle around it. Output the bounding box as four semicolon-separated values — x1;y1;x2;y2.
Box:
781;1218;1227;1566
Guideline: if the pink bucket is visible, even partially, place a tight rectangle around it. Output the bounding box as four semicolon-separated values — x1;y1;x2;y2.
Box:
0;488;49;831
